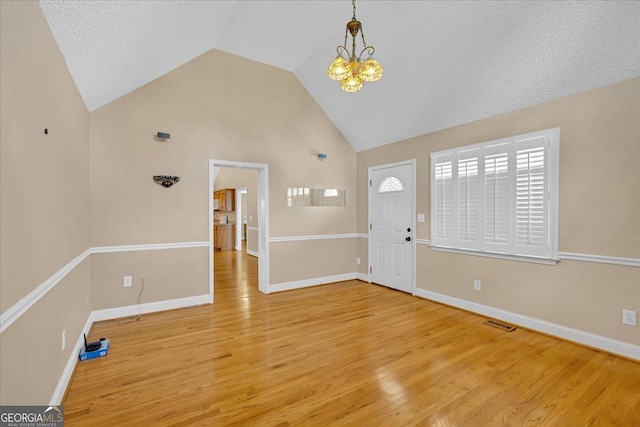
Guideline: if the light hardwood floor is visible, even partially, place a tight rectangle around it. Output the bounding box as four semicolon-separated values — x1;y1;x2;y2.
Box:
64;248;640;426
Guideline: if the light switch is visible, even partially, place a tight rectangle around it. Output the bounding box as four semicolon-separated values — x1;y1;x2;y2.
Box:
417;213;425;223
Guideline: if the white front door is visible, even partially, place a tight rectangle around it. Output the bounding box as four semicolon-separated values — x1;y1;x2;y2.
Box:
369;162;415;293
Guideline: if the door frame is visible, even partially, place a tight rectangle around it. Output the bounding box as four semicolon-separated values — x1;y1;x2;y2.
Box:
367;159;417;295
209;159;270;302
235;187;247;251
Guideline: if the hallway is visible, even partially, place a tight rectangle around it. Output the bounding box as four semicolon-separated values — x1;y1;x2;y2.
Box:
214;243;259;302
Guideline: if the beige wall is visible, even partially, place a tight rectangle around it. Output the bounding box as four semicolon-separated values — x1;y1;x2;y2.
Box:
214;167;258;254
270;239;357;285
92;248;209;310
357;78;640;345
0;259;92;405
0;1;91;404
0;1;91;311
89;49;357;303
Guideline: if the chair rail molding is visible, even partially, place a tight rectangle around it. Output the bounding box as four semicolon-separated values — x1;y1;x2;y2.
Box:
269;233;358;243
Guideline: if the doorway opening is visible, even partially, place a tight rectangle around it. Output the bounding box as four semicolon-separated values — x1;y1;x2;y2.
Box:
209;160;270;302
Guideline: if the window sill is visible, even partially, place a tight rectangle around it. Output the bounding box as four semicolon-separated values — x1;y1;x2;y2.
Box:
429;245;559;265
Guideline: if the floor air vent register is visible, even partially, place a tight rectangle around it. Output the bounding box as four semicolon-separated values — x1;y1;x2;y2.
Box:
484;319;517;332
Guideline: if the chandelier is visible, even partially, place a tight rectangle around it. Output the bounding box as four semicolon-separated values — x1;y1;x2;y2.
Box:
327;0;384;92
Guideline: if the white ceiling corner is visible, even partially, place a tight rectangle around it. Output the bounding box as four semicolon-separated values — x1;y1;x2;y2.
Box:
39;1;640;151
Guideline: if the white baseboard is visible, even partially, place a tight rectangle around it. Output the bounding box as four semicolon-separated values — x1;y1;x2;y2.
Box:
356;273;371;283
270;273;357;293
413;288;640;361
246;249;259;258
91;294;210;322
50;312;93;405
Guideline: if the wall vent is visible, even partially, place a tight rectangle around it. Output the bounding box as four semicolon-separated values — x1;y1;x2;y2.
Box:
484;319;517;332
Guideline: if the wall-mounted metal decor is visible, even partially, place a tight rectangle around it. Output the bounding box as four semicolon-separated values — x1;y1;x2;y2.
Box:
153;175;180;188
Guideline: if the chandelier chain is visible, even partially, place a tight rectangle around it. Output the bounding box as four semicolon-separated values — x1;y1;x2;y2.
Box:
352;0;356;20
360;25;367;48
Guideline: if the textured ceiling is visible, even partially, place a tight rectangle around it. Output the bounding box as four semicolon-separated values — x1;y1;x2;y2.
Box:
40;1;640;152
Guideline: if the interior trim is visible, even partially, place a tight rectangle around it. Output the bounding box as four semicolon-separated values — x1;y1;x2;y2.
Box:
210;159;270;297
269;233;358;243
558;252;640;268
246;249;259;258
430;246;559;265
269;273;357;293
0;249;91;334
91;294;210;322
414;288;640;361
50;313;93;405
5;239;637;336
356;273;371;283
92;241;209;253
1;242;208;334
361;235;639;267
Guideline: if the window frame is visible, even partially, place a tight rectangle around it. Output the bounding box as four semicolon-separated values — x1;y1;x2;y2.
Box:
429;128;559;264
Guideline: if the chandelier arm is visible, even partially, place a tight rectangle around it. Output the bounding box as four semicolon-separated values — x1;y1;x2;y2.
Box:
358;46;375;61
336;45;350;59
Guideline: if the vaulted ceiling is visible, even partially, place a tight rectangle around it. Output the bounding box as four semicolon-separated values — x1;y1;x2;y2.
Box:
40;1;640;152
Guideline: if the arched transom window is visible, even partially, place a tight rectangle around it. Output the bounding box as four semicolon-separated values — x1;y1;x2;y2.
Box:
378;177;403;193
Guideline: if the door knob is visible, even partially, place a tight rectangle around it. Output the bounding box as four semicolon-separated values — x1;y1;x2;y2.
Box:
407;227;411;232
406;236;411;242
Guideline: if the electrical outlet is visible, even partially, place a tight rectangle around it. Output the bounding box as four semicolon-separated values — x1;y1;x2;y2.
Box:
124;275;132;287
357;257;361;265
474;280;481;291
622;310;637;326
61;329;66;351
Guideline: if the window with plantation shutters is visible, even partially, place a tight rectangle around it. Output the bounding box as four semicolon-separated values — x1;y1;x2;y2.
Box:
430;128;559;263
